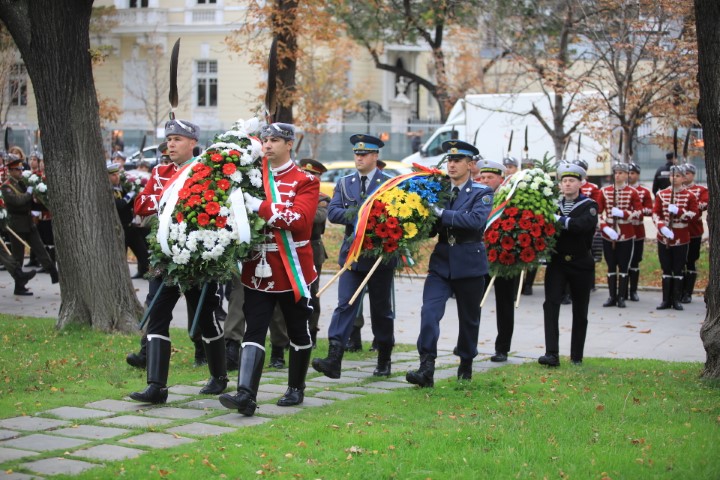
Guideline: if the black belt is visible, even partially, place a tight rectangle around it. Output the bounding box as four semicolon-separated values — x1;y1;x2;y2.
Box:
554;252;591;262
439;232;483;245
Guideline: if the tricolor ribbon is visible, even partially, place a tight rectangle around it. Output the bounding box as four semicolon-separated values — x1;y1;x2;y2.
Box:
262;158;311;302
485;169;525;231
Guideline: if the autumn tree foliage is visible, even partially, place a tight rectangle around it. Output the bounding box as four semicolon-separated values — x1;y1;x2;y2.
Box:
578;0;698;161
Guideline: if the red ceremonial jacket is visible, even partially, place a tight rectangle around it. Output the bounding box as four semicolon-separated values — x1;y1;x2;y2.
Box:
597;184;642;241
652;186;699;246
242;160;319;294
580;180;603;205
134;163;182;217
685;183;708;238
629;183;653;239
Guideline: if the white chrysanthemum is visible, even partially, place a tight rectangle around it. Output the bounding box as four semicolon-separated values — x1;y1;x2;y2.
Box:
169;224;179;242
543;187;553;196
21;170;31;178
230;171;243;183
171;246;191;265
517;181;528;189
37;183;48;193
29;174;39;183
239;152;255;166
219;206;230;217
530;183;539;190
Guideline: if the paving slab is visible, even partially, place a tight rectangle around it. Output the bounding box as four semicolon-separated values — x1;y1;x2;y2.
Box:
0;429;20;441
180;399;225;411
99;415;174;429
258;371;287;378
295;397;335;408
209;414;272;428
119;432;196;449
433;368;461;380
255;391;279;403
41;407;115;421
340;360;377;368
1;434;89;452
20;457;99;476
0;472;39;479
338;370;374;379
169;385;205;395
0;417;69;432
364;380;414;390
142;407;210;420
71;444;145;461
85;399;148;412
314;391;363;401
0;446;40;462
254;404;302;416
305;375;359;384
258;383;291;394
51;425;130;440
339;386;392;395
166;423;236;437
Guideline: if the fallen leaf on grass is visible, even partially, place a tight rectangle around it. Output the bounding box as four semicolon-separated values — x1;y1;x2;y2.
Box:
596;404;605;411
637;329;651;334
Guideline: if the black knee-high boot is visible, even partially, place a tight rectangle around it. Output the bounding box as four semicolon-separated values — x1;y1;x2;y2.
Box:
129;337;170;404
277;347;312;406
219;344;265;416
200;338;228;394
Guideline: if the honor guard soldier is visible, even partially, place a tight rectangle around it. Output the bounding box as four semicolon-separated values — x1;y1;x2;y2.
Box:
627;162;653;301
313;134;397;379
652;152;676;195
597;163;642;308
653;166;699;310
680;164;707;303
1;155;58;285
298;158;331;346
539;163;598;367
129;119;227;404
476;159;520;363
406;141;493;386
502;156;520;177
219;123;319;415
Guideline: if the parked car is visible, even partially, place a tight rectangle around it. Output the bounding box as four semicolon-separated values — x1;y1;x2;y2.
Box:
124;145;161;170
318;160;414;197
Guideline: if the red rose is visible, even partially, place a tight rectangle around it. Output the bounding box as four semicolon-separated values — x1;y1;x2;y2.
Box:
228;150;240;157
216;179;230;191
522;209;535;220
205;201;221;215
223;163;237;175
534;237;546;251
518;233;532;247
518;218;532;230
363;235;374;250
186;195;202;207
178;188;191;200
499;251;516;265
176;212;184;223
383;240;398;253
204;190;216;201
485;230;500;244
530;224;542;238
544;223;556;236
386;216;399;229
487;249;498;262
388;226;403;241
211;153;224;163
501;235;515;251
501;218;516;231
505;206;519;217
375;223;389;238
215;216;228;228
520;247;536;263
197;213;210;226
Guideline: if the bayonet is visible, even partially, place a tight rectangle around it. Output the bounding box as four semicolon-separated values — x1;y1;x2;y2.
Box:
576;133;581;160
523;126;528;159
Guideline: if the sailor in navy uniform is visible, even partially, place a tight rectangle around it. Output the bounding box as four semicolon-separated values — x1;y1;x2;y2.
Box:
312;134;397;379
406;140;493;387
539;163;598;367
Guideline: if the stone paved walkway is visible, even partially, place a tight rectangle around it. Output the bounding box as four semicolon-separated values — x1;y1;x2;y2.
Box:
0;350;517;479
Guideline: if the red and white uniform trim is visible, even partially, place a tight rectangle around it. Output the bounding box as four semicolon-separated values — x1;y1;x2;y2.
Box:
134;163;181;217
597;184;642;241
685;183;708;238
652;186;699;246
629;183;653;240
580;180;603;205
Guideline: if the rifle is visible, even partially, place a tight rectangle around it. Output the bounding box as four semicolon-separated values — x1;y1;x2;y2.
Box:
576;133;582;161
523;126;529;163
667;129;679;237
613;131;622;237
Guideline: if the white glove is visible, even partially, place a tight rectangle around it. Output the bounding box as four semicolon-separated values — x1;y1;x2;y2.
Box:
611;207;624;218
668;204;679;214
26;186;34;194
553;214;561;221
660;226;675;239
602;226;619;241
123;190;136;202
244;192;262;212
432;205;444;217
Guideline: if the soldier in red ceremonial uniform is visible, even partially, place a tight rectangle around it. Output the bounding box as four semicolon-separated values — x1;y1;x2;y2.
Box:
129;119;226;405
627;162;653;301
597;163;642;308
680;164;707;303
220;123;319;416
653;166;698;310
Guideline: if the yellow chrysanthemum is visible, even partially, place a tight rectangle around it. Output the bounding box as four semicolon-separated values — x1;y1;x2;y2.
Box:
397;204;413;218
404;222;418;238
416;205;429;218
386;203;400;217
404;192;422;208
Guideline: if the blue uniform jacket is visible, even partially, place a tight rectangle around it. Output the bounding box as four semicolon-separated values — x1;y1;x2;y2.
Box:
428;179;493;280
328;169;398;272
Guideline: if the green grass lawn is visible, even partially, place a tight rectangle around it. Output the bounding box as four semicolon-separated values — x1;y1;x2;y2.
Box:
1;316;719;479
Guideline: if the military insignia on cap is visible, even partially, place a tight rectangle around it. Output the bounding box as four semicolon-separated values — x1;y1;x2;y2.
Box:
356;142;365;149
482;195;492;204
450;148;458;154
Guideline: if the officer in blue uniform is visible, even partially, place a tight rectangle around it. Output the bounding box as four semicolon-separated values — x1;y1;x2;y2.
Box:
540;163;598;367
406;140;493;387
312;134;397;379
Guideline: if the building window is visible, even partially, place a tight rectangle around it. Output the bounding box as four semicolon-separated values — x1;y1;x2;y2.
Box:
8;64;27;107
197;0;217;4
129;0;149;8
196;60;218;107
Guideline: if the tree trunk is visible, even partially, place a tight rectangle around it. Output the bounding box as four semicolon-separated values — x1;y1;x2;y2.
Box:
0;0;142;332
694;0;720;378
274;0;298;124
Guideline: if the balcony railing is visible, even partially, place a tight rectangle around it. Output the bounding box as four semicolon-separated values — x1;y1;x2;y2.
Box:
115;8;168;27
